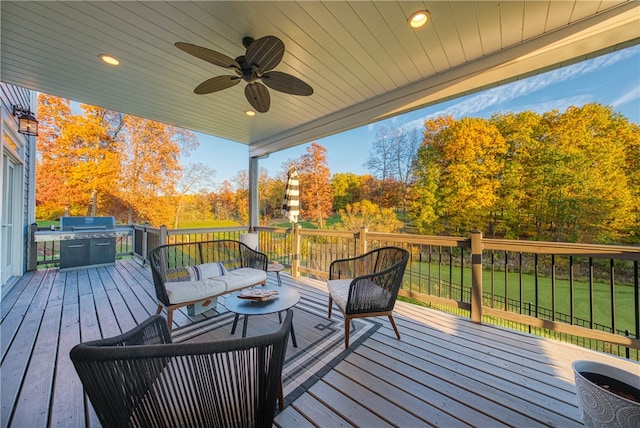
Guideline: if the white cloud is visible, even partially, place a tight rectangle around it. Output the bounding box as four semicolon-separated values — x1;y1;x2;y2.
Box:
513;95;593;115
365;46;639;135
420;45;640;121
611;85;640;108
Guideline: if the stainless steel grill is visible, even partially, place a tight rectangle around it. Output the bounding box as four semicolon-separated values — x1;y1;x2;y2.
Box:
33;216;130;270
59;216;117;270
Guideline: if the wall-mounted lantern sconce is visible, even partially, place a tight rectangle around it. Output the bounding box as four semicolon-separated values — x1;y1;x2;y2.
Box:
12;105;39;136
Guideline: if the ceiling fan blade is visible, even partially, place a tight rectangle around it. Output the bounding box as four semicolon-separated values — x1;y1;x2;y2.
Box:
245;82;270;113
262;71;313;96
194;76;240;94
175;42;240;70
245;36;284;72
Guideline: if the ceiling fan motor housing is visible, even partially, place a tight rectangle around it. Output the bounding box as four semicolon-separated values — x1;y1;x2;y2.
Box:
177;35;313;113
235;55;259;83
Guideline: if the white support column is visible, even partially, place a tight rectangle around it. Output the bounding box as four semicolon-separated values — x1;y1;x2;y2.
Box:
248;156;259;230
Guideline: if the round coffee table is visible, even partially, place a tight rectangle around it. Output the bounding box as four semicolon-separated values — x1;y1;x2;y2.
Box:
224;286;299;347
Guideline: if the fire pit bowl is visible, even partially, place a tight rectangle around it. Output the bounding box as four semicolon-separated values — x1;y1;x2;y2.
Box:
572;360;640;428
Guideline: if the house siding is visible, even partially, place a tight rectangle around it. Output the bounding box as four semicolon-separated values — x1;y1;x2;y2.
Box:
1;83;36;288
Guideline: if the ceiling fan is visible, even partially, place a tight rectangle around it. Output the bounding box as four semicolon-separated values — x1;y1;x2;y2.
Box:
176;36;313;113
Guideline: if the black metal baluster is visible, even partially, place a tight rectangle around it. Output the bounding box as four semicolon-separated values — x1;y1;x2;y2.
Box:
589;258;594;329
551;254;556;321
519;252;523;314
460;248;465;301
490;251;495;308
504;252;509;311
438;247;442;298
634;261;639;347
428;245;432;296
569;256;574;325
610;259;616;334
534;254;539;318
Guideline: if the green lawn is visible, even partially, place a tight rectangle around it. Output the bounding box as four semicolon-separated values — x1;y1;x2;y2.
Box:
273;213;343;229
407;262;637;335
36;220;59;228
177;219;241;228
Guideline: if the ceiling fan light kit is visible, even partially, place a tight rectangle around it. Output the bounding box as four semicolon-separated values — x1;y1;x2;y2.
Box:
176;35;313;113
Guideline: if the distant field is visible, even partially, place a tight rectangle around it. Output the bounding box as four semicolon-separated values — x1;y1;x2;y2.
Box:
272;214;343;229
37;219;243;229
177;220;241;228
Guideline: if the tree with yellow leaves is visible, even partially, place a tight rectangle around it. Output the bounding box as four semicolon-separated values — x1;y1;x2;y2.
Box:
338;200;403;233
411;116;508;234
36;94;197;225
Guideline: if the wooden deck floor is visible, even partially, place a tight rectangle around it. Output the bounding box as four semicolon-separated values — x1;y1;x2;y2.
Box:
2;259;638;427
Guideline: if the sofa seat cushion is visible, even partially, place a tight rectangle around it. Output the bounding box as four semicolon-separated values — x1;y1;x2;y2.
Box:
165;278;226;304
221;268;267;291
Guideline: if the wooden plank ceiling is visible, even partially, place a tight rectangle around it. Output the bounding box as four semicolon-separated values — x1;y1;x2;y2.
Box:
2;1;639;157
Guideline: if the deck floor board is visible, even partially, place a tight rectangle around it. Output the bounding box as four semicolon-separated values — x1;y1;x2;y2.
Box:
2;258;638;427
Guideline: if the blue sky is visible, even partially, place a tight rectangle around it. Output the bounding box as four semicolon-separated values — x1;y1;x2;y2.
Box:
187;45;640;184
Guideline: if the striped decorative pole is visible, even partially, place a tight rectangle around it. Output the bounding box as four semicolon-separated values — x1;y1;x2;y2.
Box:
282;166;300;223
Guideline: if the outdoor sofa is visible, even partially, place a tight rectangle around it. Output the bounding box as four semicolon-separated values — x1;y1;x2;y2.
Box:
149;239;268;332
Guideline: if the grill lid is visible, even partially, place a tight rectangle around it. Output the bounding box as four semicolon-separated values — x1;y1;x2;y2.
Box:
60;216;115;231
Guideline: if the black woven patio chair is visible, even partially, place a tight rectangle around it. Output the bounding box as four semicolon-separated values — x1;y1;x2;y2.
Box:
327;246;409;348
70;310;292;428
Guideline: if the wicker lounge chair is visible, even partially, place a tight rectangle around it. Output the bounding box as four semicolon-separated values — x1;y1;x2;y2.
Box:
327;246;409;348
70;310;292;428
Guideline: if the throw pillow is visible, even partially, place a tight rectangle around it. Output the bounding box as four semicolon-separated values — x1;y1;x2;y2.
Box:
187;262;227;280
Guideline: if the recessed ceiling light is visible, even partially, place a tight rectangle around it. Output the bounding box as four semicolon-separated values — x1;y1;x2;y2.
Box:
409;10;430;29
99;54;120;66
245;110;256;117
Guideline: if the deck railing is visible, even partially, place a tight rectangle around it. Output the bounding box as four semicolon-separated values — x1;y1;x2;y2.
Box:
29;224;640;360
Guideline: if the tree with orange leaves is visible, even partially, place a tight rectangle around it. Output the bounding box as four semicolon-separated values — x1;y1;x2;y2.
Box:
36;94;197;225
36;95;120;218
115;115;196;225
296;142;333;228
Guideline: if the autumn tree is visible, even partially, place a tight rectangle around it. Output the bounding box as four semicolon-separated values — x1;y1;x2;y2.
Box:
410;116;508;234
173;162;216;228
358;174;382;206
36;94;198;225
259;168;285;222
36;94;120;218
115;115;197;226
296;142;333;228
211;180;237;220
409;116;453;234
36;94;74;218
411;105;638;243
79;105;124;216
527;104;636;242
623;122;640;241
331;173;363;211
232;170;249;224
337;200;403;233
489;110;544;238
